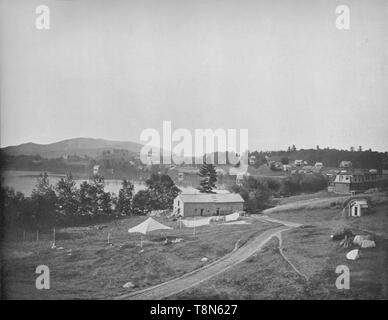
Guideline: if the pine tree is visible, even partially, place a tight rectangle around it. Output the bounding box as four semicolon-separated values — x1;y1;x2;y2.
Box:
56;173;79;220
117;179;134;215
31;172;57;228
197;163;217;193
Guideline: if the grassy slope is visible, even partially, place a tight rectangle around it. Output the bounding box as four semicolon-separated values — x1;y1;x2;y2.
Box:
173;196;388;300
172;238;306;300
1;216;274;299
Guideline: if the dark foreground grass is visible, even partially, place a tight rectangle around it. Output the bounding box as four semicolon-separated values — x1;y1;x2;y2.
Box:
171;238;307;300
1;216;274;299
277;204;388;299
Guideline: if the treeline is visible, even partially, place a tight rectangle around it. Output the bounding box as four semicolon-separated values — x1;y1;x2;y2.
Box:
264;148;388;170
231;173;328;213
1;172;180;232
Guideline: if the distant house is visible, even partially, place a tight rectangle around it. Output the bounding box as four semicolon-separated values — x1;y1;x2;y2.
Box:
332;170;379;194
339;161;352;168
173;193;244;217
216;168;226;175
283;164;292;172
315;162;323;168
302;165;314;173
294;160;304;166
93;165;100;175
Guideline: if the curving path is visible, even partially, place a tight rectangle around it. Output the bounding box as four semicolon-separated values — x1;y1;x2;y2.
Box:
116;216;301;300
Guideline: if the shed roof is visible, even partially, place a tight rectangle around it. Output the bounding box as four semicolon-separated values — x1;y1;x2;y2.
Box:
350;199;369;208
177;193;244;203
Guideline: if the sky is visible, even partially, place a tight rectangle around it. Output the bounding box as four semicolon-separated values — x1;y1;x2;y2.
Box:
1;0;387;152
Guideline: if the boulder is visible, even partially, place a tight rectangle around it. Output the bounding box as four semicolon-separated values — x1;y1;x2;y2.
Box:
346;249;360;260
353;235;373;246
123;282;135;289
361;240;376;248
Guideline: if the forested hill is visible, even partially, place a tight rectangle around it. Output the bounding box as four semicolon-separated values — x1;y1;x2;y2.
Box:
251;148;388;170
1;138;142;159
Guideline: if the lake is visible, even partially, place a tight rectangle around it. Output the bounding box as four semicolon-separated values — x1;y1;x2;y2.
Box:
1;170;205;196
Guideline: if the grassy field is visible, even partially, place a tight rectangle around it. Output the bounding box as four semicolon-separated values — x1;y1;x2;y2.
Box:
171;238;306;299
265;191;388;215
173;199;388;299
3;191;387;300
1;215;275;299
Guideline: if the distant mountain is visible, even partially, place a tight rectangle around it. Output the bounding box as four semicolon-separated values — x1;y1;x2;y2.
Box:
1;138;143;159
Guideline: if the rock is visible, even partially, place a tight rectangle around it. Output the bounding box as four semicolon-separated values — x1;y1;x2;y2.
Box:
201;257;208;262
346;249;360;260
123;282;135;289
353;235;373;246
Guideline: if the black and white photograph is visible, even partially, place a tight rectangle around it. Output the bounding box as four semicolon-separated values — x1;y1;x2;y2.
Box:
1;0;388;303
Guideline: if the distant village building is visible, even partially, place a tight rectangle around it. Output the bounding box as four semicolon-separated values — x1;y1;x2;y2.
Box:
294;160;304;166
235;172;250;185
93;165;100;175
283;164;292;172
302;165;314;173
173;193;244;217
344;198;370;217
339;161;352;168
216;168;226;175
331;169;379;194
314;162;323;169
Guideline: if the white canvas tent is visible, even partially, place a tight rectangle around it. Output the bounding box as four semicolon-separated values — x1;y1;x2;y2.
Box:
128;217;172;249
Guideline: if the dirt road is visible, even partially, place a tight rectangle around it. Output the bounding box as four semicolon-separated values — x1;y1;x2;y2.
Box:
116;217;299;300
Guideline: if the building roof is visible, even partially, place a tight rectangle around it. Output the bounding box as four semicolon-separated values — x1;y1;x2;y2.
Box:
177;193;244;203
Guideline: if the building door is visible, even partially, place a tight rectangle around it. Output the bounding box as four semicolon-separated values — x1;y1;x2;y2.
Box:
200;209;204;216
216;208;220;216
353;206;358;216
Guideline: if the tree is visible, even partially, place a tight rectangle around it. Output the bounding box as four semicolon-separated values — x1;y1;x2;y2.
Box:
1;187;32;231
231;176;271;213
56;173;79;222
78;175;112;217
146;173;181;210
197;162;217;193
280;157;289;165
78;181;93;216
117;179;134;215
132;189;152;215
